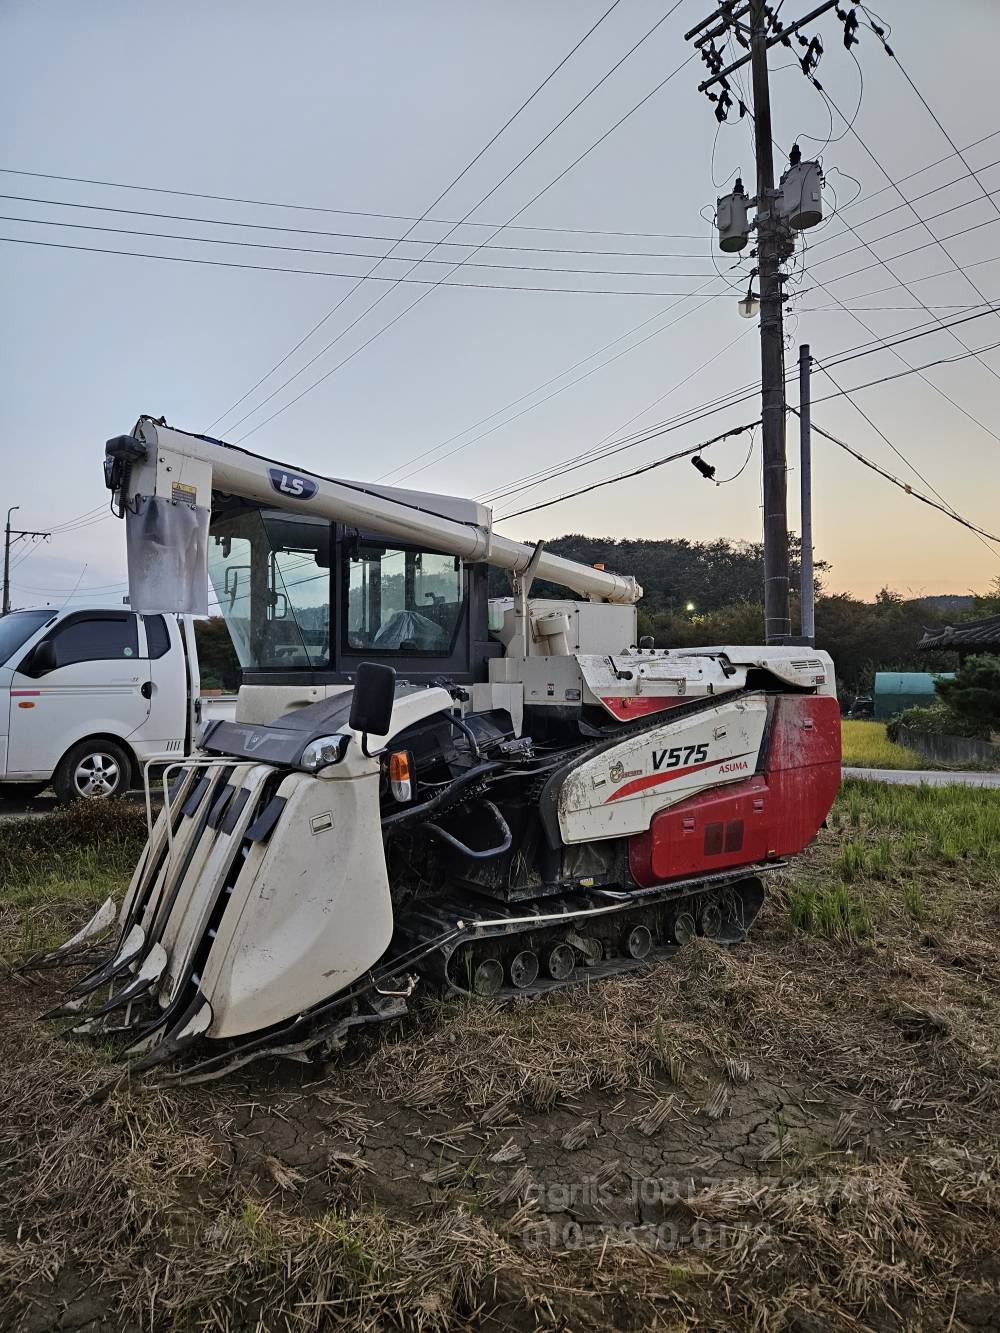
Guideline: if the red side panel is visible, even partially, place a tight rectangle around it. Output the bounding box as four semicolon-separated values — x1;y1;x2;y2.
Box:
765;694;841;855
628;694;841;888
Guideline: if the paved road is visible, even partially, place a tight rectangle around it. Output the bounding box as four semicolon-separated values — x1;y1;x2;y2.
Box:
843;766;1000;788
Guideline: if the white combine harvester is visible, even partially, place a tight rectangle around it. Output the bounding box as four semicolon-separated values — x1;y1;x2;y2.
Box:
37;417;840;1081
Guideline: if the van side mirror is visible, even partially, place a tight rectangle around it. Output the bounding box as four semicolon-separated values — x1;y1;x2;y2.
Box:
349;662;396;756
27;639;57;676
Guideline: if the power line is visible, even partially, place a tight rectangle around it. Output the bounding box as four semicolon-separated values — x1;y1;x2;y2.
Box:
804;260;1000;452
5;138;997;272
496;422;760;520
490;321;757;507
222;11;695;442
483;333;1000;515
813;80;1000;389
0;167;711;240
495;367;1000;544
384;284;727;485
0;212;727;281
208;2;676;436
481;306;1000;507
375;290;717;483
385;289;999;489
813;355;977;539
807;181;1000;274
828;126;1000;221
0;192;720;261
803;215;1000;299
727;82;1000;473
804;155;1000;260
797;412;1000;548
0;233;738;299
862;11;1000;233
4;124;997;243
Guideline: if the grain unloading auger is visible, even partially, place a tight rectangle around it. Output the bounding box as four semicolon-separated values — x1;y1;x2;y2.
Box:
37;418;840;1080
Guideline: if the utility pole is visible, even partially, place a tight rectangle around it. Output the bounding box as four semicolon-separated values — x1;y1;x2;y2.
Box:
686;0;842;645
749;0;790;644
798;344;815;645
3;507;51;614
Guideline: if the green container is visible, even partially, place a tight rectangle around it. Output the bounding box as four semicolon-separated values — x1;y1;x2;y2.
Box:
873;671;954;721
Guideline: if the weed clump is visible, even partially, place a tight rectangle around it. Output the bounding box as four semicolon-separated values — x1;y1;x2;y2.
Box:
787;882;873;942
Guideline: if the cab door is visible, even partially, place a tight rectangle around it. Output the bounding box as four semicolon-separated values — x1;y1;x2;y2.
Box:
6;611;150;779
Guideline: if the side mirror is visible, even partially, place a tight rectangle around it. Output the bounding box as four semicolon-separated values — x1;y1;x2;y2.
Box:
349;662;396;755
28;639;57;676
32;637;58;671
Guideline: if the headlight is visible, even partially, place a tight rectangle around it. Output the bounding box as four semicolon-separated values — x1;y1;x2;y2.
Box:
300;734;349;772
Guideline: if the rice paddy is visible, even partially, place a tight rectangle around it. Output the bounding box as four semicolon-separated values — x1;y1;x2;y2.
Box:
2;779;999;1330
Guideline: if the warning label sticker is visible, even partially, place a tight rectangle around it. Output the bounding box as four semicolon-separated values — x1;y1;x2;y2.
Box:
171;481;198;505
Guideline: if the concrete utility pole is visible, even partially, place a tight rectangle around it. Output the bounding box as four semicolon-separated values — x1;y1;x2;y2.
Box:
687;0;841;645
2;506;19;616
798;343;815;645
749;0;790;644
3;507;51;614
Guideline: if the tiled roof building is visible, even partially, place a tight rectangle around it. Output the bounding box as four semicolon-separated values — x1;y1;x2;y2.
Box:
918;615;1000;657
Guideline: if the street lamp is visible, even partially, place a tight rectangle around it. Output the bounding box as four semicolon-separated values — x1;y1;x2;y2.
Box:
685;601;696;613
737;275;760;319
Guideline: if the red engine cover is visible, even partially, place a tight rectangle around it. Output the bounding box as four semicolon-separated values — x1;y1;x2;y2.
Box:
628;694;841;888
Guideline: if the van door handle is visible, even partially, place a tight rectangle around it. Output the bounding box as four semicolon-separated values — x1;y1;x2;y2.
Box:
141;681;153;699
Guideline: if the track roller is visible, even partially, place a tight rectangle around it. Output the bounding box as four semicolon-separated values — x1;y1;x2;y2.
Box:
567;931;603;965
509;950;539;989
623;924;652;960
544;942;576;981
698;897;723;939
473;958;504;996
672;912;697;946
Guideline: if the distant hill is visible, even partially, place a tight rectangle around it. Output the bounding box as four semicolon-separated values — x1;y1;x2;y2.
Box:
918;594;974;616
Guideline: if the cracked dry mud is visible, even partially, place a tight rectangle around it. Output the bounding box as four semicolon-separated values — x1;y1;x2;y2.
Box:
3;808;1000;1331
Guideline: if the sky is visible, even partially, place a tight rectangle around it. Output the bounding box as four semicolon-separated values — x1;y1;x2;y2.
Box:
1;0;998;610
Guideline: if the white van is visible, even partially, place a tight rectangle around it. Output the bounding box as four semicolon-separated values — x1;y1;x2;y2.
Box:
0;606;197;802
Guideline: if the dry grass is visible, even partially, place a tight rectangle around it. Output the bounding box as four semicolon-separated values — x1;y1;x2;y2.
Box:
841;720;927;770
3;780;1000;1330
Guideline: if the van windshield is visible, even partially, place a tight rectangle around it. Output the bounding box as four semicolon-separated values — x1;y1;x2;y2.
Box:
0;610;52;666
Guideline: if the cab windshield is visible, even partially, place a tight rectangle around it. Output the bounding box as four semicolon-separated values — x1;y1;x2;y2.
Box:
207;509;331;670
206;503;469;672
0;609;53;666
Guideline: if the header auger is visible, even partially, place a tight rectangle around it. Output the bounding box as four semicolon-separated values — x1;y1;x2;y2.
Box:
32;417;840;1080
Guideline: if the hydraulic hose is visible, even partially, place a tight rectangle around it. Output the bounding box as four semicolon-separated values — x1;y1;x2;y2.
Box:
425;800;512;860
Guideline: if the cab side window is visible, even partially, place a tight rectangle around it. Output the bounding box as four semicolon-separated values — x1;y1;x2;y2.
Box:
142;614;171;659
48;615;139;668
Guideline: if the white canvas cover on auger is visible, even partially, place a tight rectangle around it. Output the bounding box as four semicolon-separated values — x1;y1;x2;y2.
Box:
30;418;840;1081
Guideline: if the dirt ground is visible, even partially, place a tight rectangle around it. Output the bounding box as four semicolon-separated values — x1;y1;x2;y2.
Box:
2;784;999;1331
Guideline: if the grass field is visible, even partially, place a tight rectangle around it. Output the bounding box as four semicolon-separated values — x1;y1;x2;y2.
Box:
2;785;1000;1331
840;719;928;769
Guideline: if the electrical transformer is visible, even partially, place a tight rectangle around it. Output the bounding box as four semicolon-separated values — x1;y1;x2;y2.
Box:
777;158;823;230
716;178;750;252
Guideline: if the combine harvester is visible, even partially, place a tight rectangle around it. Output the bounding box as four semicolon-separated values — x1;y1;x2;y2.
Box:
38;418;840;1080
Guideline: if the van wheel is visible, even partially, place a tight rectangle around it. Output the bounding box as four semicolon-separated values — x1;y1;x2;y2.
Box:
54;740;132;803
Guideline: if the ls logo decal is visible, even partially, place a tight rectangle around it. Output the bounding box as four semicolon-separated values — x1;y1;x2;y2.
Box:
268;467;318;500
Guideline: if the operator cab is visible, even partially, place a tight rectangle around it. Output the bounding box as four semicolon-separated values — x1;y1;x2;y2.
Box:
207;496;499;687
